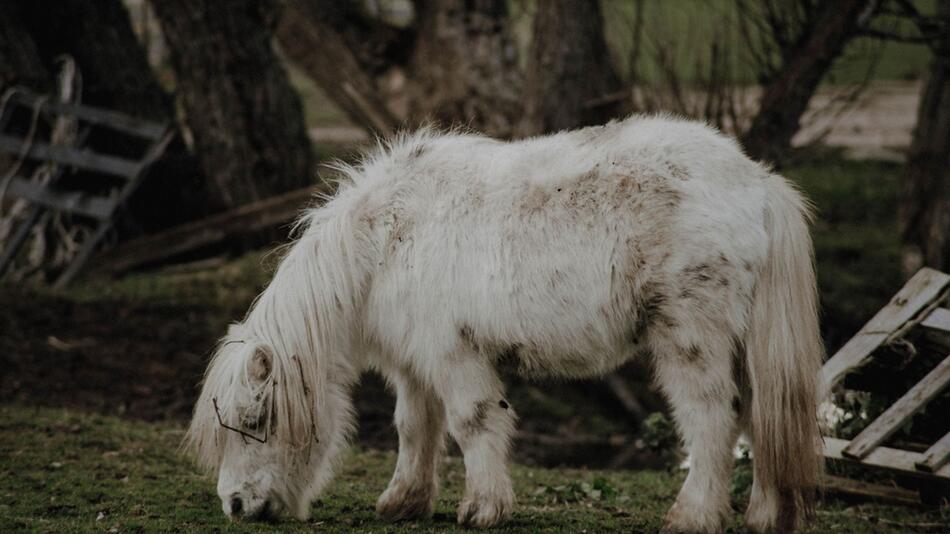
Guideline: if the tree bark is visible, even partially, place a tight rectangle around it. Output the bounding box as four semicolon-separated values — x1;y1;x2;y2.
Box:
741;0;875;164
0;2;49;93
278;0;522;138
15;0;172;121
521;0;622;135
406;0;522;137
151;0;314;209
899;0;950;276
277;0;403;136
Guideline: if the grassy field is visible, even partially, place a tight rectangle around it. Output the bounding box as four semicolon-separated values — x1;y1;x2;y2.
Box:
3;405;947;533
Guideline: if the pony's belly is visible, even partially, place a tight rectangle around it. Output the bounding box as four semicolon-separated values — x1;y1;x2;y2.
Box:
511;338;646;380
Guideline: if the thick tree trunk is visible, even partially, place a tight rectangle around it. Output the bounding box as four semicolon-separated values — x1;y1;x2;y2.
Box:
741;0;874;164
406;0;522;137
151;0;314;209
278;0;521;138
899;0;950;276
521;0;622;135
277;0;403;136
15;0;172;121
0;2;49;93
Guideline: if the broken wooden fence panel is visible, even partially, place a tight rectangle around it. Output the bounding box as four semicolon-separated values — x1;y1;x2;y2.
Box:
825;437;950;479
0;133;141;178
821;268;950;396
0;89;170;287
841;353;950;460
821;268;950;504
916;431;950;474
4;90;166;140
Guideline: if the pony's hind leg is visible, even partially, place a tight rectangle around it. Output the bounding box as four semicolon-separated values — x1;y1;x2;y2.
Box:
432;354;516;528
376;370;446;521
652;328;742;533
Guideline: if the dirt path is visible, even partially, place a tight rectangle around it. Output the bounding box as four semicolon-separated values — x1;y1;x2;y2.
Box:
794;81;920;161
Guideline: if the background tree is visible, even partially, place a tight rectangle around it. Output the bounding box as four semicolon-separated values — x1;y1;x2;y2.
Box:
278;0;522;138
0;2;49;93
10;0;172;121
739;0;879;163
897;0;950;274
520;0;622;135
150;0;315;210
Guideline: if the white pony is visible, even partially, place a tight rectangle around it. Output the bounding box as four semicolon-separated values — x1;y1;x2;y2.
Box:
184;115;823;533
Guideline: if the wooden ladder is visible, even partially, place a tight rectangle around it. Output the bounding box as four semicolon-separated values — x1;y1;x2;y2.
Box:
0;89;172;288
822;268;950;502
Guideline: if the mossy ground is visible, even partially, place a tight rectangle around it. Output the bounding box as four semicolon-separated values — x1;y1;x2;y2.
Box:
2;405;947;533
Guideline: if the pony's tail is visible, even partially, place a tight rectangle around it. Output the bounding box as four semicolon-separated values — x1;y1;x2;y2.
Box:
745;174;823;531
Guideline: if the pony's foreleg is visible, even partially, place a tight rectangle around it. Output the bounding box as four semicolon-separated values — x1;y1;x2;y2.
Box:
376;371;446;521
433;356;516;528
653;331;741;533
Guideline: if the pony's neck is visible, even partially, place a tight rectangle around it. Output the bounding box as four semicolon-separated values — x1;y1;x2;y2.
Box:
245;210;370;395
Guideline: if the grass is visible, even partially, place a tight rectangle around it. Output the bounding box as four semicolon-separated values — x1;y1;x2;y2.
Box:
2;405;947;533
600;0;933;85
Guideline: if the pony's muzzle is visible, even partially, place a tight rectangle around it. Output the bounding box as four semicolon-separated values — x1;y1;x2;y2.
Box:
226;492;280;522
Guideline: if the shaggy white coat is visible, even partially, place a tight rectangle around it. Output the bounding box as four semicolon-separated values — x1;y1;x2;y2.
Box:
185;115;823;533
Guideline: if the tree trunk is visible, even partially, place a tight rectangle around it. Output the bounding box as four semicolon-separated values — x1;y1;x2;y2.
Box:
276;0;403;136
278;0;522;138
150;0;314;209
405;0;522;137
15;0;172;121
520;0;622;135
0;2;49;93
899;0;950;276
741;0;874;164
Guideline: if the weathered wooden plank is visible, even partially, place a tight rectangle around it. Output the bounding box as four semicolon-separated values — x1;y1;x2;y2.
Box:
922;308;950;353
922;307;950;334
0;128;92;276
7;90;166;140
52;131;173;289
824;437;950;479
916;431;950;473
821;474;921;506
5;177;114;220
822;268;950;396
841;354;950;460
0;134;140;178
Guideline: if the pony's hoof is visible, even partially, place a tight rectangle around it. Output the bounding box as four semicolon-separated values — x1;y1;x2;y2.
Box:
375;484;434;521
661;501;725;534
456;495;512;528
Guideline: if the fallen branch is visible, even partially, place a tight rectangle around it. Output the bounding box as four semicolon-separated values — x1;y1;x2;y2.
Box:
93;183;332;275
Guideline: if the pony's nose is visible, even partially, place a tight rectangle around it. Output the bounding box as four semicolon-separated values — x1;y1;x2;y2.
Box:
230;496;244;517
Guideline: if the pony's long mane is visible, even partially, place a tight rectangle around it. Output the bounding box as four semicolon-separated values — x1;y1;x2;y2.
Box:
184;191;371;471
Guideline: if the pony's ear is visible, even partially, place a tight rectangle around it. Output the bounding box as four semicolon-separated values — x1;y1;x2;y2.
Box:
227;322;244;338
248;348;272;383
